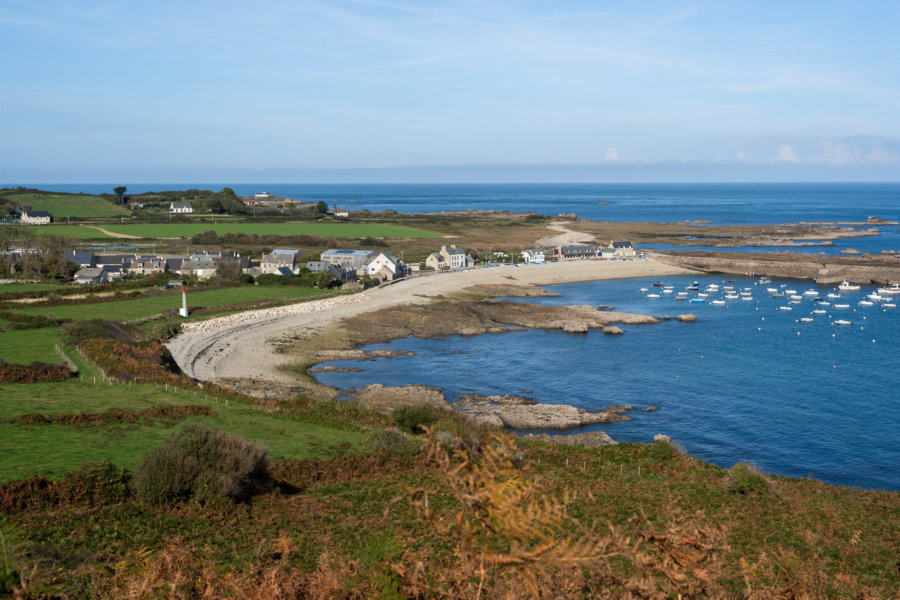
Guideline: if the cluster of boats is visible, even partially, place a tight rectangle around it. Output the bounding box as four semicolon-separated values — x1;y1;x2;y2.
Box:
640;278;900;328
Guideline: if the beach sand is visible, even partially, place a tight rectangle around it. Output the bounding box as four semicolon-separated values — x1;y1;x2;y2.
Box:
167;257;694;386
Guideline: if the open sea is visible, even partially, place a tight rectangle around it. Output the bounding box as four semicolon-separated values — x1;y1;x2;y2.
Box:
31;182;900;490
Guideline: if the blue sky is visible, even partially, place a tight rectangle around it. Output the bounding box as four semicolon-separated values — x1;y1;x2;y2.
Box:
2;0;898;182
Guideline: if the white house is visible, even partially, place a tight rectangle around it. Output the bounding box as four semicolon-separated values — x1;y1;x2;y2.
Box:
168;202;193;213
609;241;636;258
521;248;545;263
364;252;403;281
439;245;467;270
20;210;52;225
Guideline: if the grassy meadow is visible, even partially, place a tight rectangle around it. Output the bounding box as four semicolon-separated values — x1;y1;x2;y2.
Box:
0;378;369;482
5;191;129;218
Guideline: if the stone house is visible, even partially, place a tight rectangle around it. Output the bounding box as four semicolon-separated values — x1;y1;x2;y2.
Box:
20;210;52;225
609;241;636;258
321;249;374;269
168;202;193;213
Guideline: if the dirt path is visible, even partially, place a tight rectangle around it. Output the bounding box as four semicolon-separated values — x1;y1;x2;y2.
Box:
534;222;597;246
81;225;141;239
167;258;694;386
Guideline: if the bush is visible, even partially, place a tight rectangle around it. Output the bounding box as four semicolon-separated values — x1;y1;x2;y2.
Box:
0;361;72;383
133;424;271;505
368;427;421;458
392;404;447;434
725;461;768;495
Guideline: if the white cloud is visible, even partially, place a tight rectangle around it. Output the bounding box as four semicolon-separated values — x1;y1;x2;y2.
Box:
777;145;798;163
605;147;619;161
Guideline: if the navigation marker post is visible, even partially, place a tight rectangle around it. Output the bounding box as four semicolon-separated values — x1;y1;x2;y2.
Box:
179;282;189;317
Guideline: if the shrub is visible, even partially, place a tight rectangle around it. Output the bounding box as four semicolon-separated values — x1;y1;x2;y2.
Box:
725;461;769;495
0;361;72;383
368;427;421;458
392;404;448;434
133;424;271;505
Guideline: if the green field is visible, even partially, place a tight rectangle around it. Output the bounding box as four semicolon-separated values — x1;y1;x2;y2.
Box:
7;192;129;218
0;282;65;294
28;222;442;239
0;380;368;481
11;285;329;321
0;327;65;363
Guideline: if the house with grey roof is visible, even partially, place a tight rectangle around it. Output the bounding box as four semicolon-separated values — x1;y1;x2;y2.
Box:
261;249;301;274
438;245;467;269
20;210;52;225
321;249;375;269
66;251;95;269
364;252;404;281
556;245;600;260
168;202;193;213
608;241;635;258
425;252;446;270
520;248;546;263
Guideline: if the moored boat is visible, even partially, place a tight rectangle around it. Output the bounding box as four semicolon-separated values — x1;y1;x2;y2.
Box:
839;280;860;291
877;282;900;295
832;319;852;326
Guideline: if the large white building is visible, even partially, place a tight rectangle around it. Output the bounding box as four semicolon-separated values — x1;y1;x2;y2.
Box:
20;210;52;225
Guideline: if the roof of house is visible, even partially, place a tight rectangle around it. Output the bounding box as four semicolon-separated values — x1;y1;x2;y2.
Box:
273;266;295;276
170;202;192;209
23;210;52;218
611;241;633;248
270;248;302;256
442;245;465;255
94;254;129;265
322;249;374;257
75;267;103;278
560;245;598;253
67;251;94;265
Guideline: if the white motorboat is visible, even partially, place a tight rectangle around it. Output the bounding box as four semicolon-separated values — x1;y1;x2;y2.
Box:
778;306;793;311
800;317;813;323
646;293;660;298
759;276;771;284
826;293;841;299
785;289;797;295
839;280;860;291
867;293;883;301
859;300;874;306
686;281;700;291
711;300;725;305
812;309;826;315
878;283;900;295
766;287;778;293
803;290;819;296
883;303;896;308
832;319;852;326
789;295;803;301
834;304;850;309
725;293;739;299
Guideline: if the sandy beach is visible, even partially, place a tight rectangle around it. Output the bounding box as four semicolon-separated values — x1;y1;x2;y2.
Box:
167;257;694;387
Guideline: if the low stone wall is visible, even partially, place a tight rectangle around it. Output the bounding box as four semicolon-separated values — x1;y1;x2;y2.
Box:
179;294;369;335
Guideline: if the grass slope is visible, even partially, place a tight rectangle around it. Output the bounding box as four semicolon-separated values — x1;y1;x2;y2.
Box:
0;379;368;483
7;192;128;218
10;285;329;321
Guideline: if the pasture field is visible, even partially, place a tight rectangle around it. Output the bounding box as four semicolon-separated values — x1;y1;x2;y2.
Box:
0;379;369;482
6;192;129;218
10;285;330;321
0;282;66;294
0;327;65;363
25;222;442;239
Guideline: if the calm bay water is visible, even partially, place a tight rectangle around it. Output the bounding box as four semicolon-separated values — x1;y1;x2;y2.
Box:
315;274;900;491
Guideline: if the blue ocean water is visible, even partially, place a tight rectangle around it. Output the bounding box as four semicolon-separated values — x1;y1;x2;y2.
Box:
314;274;900;491
27;182;900;255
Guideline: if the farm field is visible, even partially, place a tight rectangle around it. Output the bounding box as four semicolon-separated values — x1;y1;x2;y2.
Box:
0;379;369;482
28;222;443;239
0;327;66;364
5;192;129;218
0;282;66;294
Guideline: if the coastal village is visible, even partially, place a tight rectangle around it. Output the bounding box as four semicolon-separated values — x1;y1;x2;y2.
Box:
44;241;638;286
